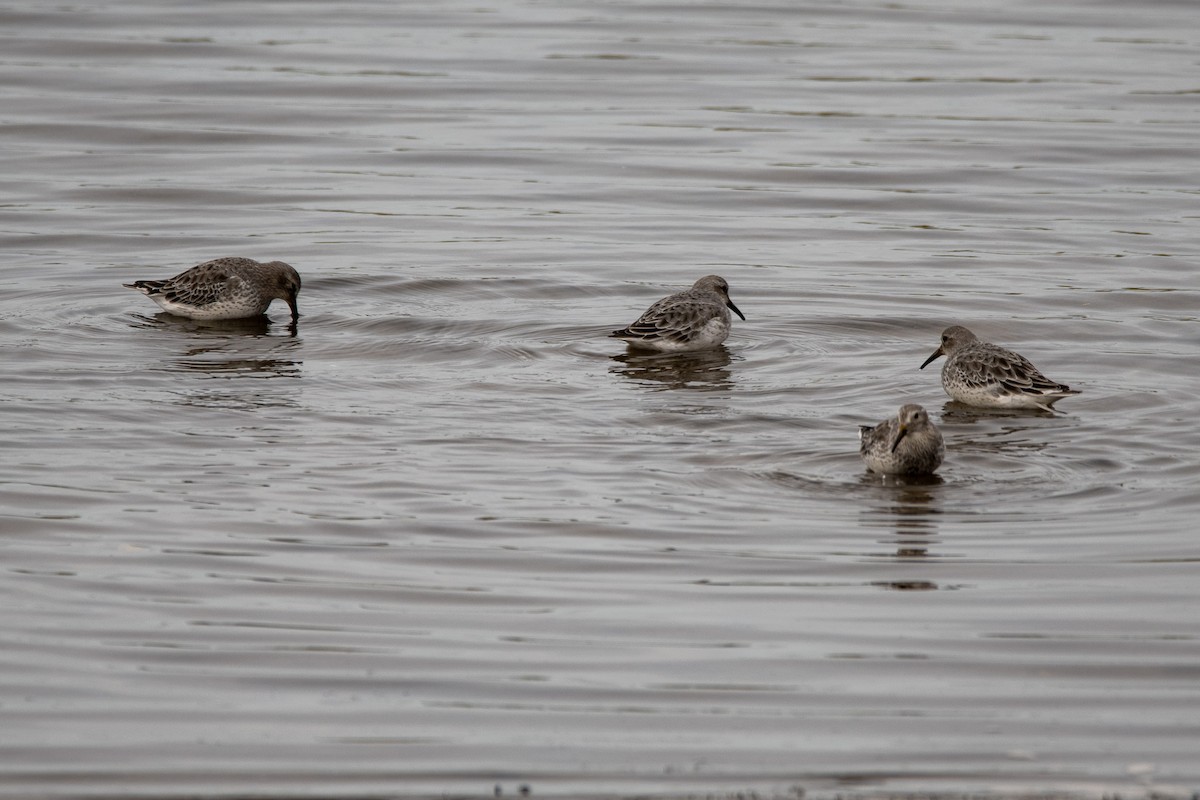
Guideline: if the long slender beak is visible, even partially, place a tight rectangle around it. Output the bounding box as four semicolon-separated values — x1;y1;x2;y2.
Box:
726;299;746;321
890;425;909;453
288;293;301;322
919;346;943;370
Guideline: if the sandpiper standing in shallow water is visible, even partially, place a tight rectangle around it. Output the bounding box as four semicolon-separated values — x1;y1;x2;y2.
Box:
611;275;745;353
858;403;944;476
920;325;1080;412
124;257;301;322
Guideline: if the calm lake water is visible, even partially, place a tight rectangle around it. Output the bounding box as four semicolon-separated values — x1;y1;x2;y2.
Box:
2;1;1199;798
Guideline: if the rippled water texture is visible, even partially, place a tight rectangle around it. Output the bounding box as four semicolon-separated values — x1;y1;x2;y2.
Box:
2;1;1199;798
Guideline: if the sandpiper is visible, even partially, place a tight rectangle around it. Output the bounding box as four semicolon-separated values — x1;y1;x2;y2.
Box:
858;404;944;476
611;275;745;352
124;257;301;321
920;325;1079;411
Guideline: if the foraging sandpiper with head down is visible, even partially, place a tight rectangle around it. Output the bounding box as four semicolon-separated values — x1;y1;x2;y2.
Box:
124;257;301;322
611;275;745;353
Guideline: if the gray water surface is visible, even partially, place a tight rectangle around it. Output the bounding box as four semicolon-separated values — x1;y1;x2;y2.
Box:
2;1;1199;798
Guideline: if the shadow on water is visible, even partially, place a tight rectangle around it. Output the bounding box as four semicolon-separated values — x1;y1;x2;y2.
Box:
128;313;303;410
609;346;736;391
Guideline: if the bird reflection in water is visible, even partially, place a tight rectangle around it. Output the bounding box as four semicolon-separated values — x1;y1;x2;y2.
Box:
609;346;735;392
128;311;297;338
860;477;944;591
129;312;302;410
939;400;1059;422
937;402;1056;463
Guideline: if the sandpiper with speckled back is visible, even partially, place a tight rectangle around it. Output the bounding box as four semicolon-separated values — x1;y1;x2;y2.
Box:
611;275;745;353
124;257;301;322
920;325;1079;412
858;404;944;476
